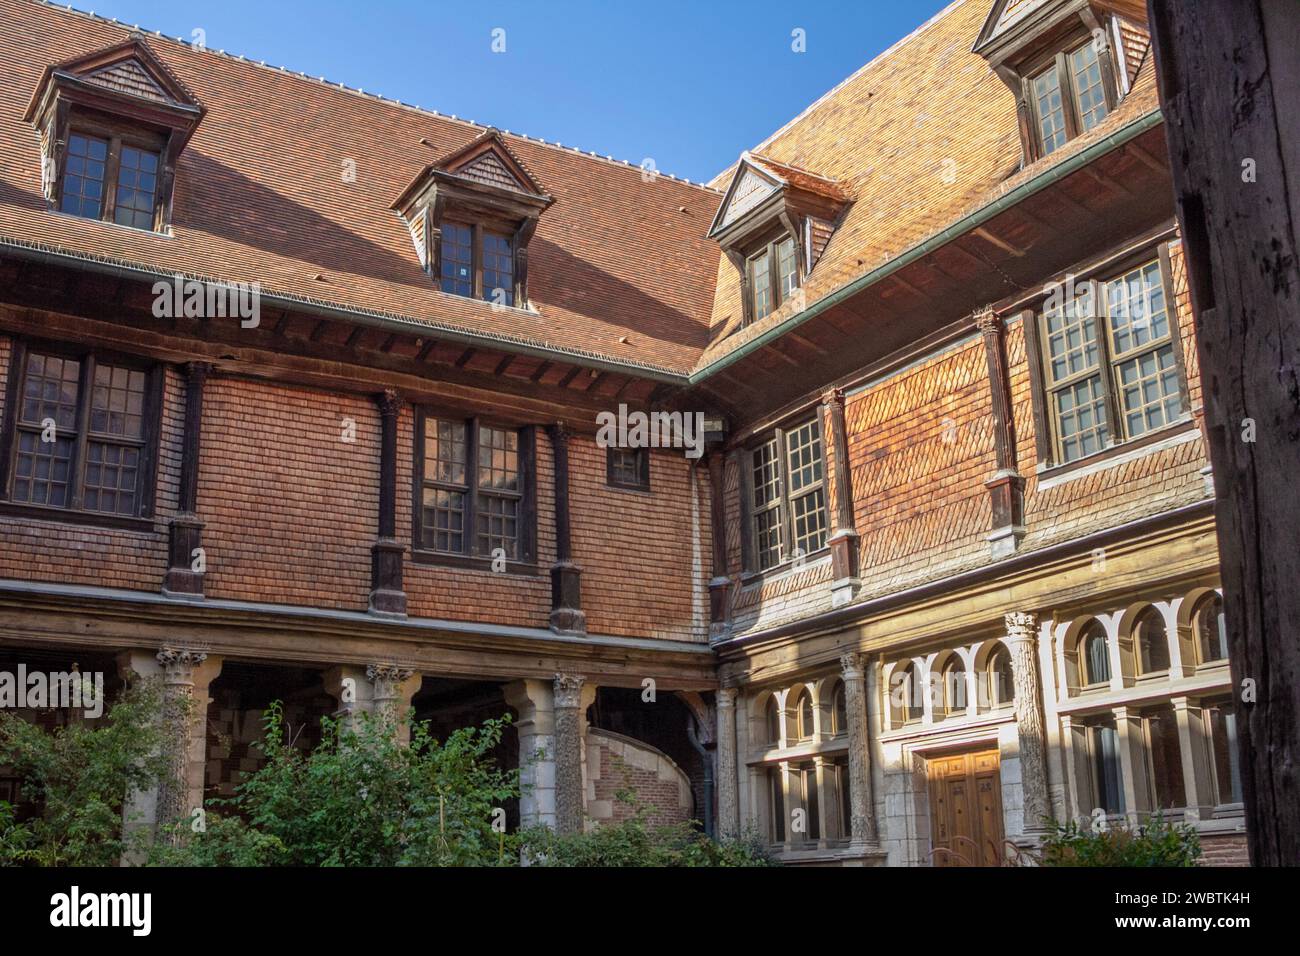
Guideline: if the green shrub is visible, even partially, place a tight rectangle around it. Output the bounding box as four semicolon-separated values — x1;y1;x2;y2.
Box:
154;703;520;867
1038;813;1202;867
0;679;170;867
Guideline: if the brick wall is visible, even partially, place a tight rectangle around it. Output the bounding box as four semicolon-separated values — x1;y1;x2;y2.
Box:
585;728;693;829
1199;831;1249;867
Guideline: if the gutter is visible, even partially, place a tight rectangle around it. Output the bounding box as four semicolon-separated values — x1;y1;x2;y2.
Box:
712;497;1214;655
689;108;1166;385
0;237;692;386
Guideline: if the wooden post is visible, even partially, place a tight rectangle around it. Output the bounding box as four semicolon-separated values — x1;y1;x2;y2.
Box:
369;389;406;616
978;309;1026;557
546;423;585;634
1149;0;1300;865
823;388;861;606
163;362;210;597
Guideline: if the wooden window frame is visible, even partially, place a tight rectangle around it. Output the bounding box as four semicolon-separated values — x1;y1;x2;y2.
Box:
741;229;801;328
411;409;537;573
605;446;650;492
53;114;167;233
432;215;522;307
1017;25;1121;162
0;338;162;530
739;413;829;576
1023;241;1192;472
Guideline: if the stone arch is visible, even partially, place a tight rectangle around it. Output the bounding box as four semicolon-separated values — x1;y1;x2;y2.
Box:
1117;600;1175;678
974;637;1015;712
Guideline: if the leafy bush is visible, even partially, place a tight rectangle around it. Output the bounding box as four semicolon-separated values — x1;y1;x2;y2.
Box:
0;679;170;866
520;787;778;867
154;702;520;866
1038;814;1202;867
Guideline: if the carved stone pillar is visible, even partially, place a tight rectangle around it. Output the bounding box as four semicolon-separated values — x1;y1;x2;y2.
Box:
369;389;407;616
841;652;878;846
546;424;585;634
1004;611;1050;833
163;362;211;597
503;679;556;828
322;663;421;744
823;389;861;607
553;673;586;834
978;310;1026;558
715;687;739;837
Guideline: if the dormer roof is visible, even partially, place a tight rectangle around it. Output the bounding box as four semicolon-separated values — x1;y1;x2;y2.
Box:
391;128;553;215
707;152;847;244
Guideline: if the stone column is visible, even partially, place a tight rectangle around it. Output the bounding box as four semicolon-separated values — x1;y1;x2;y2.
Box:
1113;705;1149;826
118;646;222;850
322;663;420;743
552;673;586;834
1172;696;1216;822
503;679;557;828
716;686;739;837
841;652;878;846
823;389;861;607
1004;611;1050;834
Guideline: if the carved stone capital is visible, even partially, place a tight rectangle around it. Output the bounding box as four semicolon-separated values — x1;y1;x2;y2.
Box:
1004;611;1039;642
975;307;1002;334
553;673;586;709
716;686;738;710
156;646;208;683
840;651;865;682
366;663;415;685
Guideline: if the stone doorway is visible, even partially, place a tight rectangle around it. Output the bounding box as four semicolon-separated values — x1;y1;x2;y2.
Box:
926;747;1005;866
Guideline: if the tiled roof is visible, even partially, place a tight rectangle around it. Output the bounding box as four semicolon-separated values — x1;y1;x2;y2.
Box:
0;0;721;376
694;0;1159;375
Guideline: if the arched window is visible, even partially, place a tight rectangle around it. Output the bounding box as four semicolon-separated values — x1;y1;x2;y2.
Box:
893;662;923;725
1134;607;1170;675
764;696;781;746
940;657;967;718
831;681;847;736
988;644;1015;709
1194;594;1228;665
1081;621;1111;687
792;689;814;741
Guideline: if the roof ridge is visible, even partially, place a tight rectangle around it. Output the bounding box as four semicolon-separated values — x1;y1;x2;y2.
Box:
38;0;721;192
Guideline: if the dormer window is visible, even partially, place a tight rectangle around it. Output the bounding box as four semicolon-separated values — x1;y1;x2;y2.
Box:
709;153;847;331
24;36;204;233
392;129;553;309
973;1;1138;164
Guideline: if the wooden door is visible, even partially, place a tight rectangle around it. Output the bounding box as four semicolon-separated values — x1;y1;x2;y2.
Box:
927;748;1005;866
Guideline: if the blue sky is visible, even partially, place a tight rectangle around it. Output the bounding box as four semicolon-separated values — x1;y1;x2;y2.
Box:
66;0;952;184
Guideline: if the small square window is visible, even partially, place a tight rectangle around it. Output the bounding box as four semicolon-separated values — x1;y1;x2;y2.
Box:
606;447;649;491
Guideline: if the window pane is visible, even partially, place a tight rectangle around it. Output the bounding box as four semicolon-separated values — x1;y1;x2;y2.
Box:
60;133;108;219
754;507;783;571
789;488;826;557
90;363;147;438
20;353;81;431
1117;344;1182;438
477;426;519;492
1044;285;1099;382
784;419;823;494
751;438;781;508
482;231;514;306
1070;42;1110;133
421;487;464;553
1145;706;1186;809
113;145;160;230
11;430;73;507
1107;261;1169;355
1136;610;1170;674
769;768;786;842
776;236;799;300
1208;702;1243;804
609;447;646;487
439;222;474;297
801;764;820;840
82;439;140;515
1054;374;1109;462
476;492;518;558
1090;720;1124;813
425;418;467;486
832;683;846;735
990;646;1015;708
1033;65;1068;155
750;249;772;321
1083;623;1111;685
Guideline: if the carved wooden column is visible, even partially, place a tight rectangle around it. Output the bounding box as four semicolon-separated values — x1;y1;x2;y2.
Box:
715;686;739;837
823;389;861;607
369;390;407;616
707;451;731;638
155;646;221;843
163;362;210;597
977;309;1026;557
1004;611;1050;833
840;652;878;846
546;424;585;634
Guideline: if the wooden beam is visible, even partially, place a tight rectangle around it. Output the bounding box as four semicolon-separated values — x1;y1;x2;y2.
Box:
973;225;1027;258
